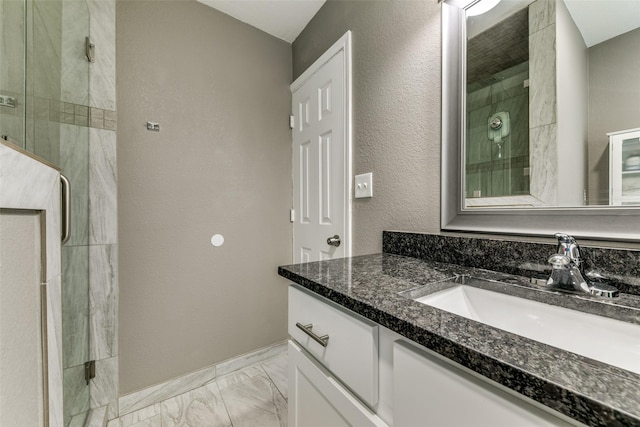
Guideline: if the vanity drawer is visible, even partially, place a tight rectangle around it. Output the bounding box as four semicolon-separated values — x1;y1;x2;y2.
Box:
288;285;379;407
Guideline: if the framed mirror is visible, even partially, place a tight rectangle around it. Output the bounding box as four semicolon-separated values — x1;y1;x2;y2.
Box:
441;0;640;241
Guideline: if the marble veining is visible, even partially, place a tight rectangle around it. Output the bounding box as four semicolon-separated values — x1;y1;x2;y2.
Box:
260;354;288;400
89;127;117;245
119;365;218;417
90;244;118;360
110;353;287;427
64;364;91;426
90;356;119;419
529;0;556;33
119;341;287;416
60;123;90;247
62;245;90;368
219;373;287;427
47;274;65;427
88;0;116;111
32;0;62;101
85;406;108;427
216;366;266;391
114;404;161;427
60;0;90;107
161;382;231;427
279;250;640;427
68;412;88;427
216;342;287;377
529;122;558;204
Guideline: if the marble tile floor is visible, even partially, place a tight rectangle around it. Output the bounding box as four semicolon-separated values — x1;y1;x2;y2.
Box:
108;353;288;427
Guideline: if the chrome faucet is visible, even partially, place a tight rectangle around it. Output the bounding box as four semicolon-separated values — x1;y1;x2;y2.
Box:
547;233;619;299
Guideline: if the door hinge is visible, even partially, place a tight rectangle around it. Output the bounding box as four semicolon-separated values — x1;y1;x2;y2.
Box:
289;115;295;130
290;209;295;223
85;360;96;385
85;36;95;63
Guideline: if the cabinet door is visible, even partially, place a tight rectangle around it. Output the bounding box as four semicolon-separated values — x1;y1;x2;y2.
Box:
288;341;387;427
609;129;640;206
393;341;580;427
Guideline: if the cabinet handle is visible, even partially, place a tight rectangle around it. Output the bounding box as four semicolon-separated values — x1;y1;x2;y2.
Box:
296;322;329;347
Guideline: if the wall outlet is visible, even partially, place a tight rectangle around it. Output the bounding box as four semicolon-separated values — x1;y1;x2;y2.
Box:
355;173;373;198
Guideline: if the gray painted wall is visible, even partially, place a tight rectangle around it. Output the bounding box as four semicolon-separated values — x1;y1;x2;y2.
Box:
556;0;587;206
117;0;292;394
588;27;640;205
292;0;442;255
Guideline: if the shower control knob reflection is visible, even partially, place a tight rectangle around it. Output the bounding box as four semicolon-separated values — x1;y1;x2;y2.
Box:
327;235;341;247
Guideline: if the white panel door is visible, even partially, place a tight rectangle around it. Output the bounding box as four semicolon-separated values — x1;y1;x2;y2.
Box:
292;32;351;263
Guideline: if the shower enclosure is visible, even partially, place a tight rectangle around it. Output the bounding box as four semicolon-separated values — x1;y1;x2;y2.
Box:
466;62;530;199
465;6;531;201
1;1;92;425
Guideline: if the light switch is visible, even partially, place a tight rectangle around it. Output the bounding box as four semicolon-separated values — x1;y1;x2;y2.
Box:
355;173;373;198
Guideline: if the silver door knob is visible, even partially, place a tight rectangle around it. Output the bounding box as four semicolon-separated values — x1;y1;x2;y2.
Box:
327;235;341;247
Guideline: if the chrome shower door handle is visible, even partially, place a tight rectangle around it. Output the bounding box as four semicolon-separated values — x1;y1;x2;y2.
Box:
327;235;341;247
61;174;71;245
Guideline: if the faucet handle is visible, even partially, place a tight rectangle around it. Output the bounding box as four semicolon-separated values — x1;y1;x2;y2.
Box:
554;233;575;244
548;254;571;268
554;233;583;266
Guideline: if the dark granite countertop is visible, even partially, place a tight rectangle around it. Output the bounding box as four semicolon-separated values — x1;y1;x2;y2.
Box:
278;253;640;427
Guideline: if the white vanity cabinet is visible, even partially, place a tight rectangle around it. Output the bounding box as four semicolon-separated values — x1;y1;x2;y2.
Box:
288;285;387;427
288;284;584;427
393;340;580;427
609;128;640;205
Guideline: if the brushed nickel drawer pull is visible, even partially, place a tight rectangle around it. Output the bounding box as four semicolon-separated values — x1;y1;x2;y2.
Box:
296;322;329;347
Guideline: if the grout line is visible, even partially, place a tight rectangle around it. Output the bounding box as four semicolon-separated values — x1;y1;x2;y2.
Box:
117;343;288;423
214;378;236;427
259;362;287;403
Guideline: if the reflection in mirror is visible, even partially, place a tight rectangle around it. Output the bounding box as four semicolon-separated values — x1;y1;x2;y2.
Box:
463;0;640;209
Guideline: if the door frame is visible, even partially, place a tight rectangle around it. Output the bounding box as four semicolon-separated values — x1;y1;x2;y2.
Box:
290;30;353;259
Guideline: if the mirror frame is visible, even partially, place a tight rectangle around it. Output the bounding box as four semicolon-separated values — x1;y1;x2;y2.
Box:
441;0;640;242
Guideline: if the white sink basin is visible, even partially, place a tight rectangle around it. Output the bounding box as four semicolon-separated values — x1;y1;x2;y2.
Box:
416;284;640;375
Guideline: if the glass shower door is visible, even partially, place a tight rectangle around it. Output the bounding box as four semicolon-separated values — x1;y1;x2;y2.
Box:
1;1;93;425
0;0;27;145
29;1;93;424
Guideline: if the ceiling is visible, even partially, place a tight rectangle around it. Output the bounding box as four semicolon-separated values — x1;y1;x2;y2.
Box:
196;0;326;43
564;0;640;47
197;0;640;47
467;8;529;88
468;0;640;48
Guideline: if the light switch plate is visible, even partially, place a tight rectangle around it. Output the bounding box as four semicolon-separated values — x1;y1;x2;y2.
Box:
355;173;373;198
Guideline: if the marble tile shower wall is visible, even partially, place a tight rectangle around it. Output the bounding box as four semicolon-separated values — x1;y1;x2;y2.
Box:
61;0;118;425
528;0;558;205
383;231;640;296
1;1;117;423
29;99;117;130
